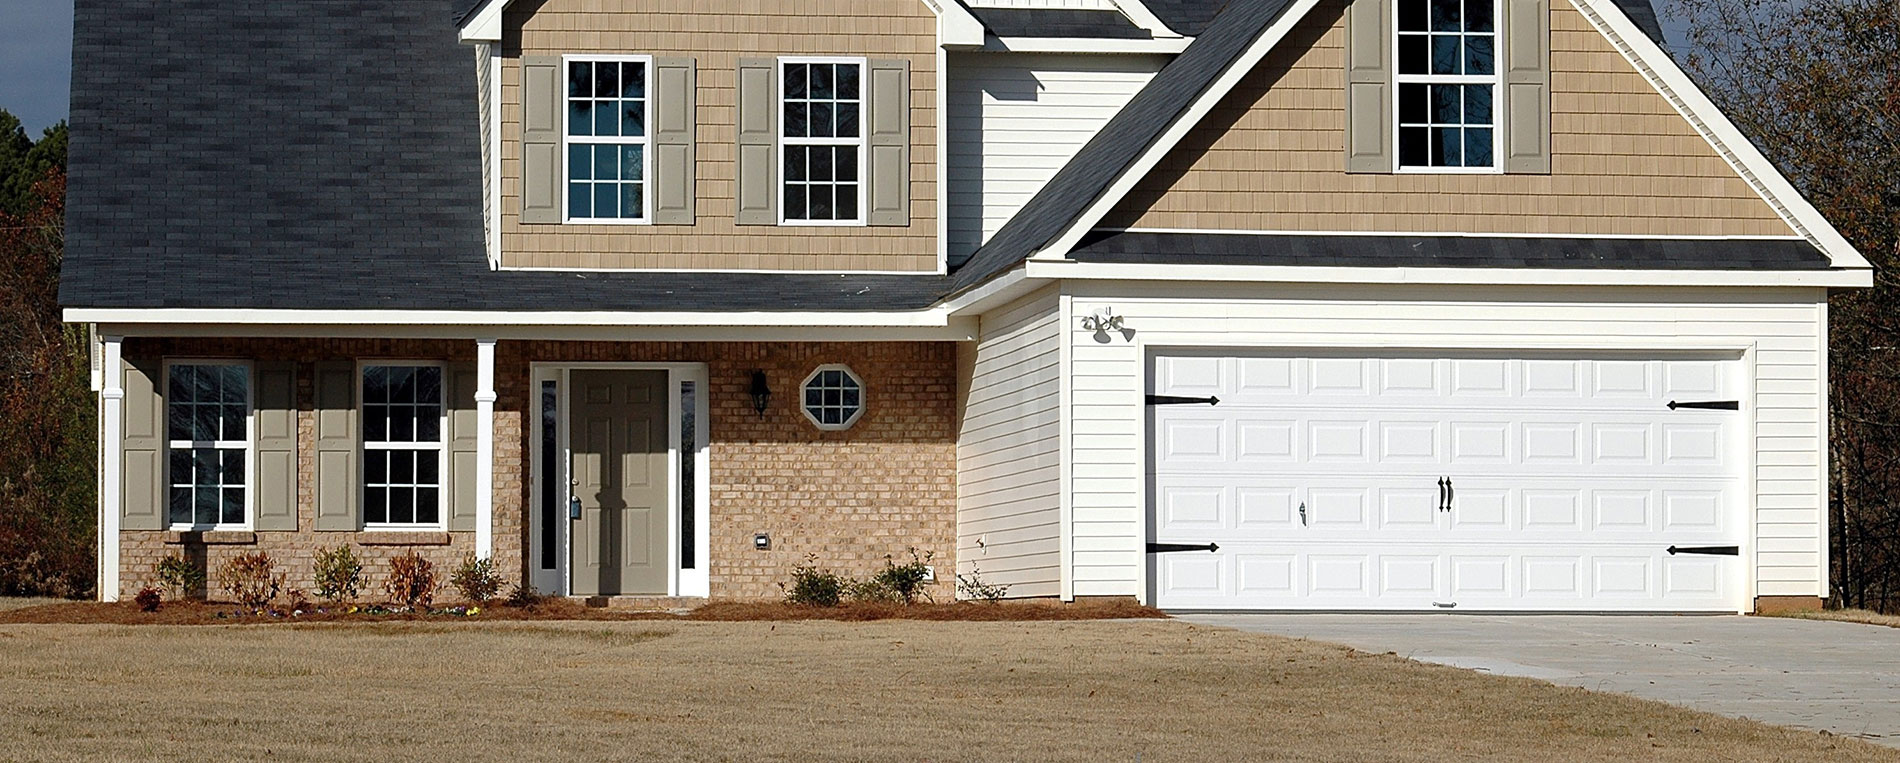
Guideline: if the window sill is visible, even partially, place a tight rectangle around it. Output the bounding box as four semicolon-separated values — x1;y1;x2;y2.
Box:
356;531;453;547
163;530;258;545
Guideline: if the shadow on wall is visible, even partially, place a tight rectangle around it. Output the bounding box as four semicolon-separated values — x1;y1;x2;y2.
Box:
947;64;1047;265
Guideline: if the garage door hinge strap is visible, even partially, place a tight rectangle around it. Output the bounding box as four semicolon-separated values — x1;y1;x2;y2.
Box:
1146;542;1220;554
1146;394;1219;406
1667;400;1739;410
1666;545;1740;556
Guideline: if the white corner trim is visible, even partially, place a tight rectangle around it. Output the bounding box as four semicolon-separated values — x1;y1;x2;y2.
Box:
474;339;497;560
459;0;506;43
1111;0;1186;38
99;336;123;602
1032;0;1329;261
984;36;1193;54
921;0;987;47
488;48;503;270
1027;258;1874;288
1564;0;1870;271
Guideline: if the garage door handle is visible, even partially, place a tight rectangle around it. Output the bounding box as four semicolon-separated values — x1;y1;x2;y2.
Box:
1667;545;1739;556
1668;400;1739;411
1147;542;1220;554
1147;394;1220;406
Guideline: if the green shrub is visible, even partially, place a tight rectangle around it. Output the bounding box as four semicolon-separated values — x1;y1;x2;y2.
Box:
505;583;548;608
312;544;364;604
218;551;283;611
870;548;935;605
847;577;903;605
154;554;207;600
449;554;503;603
383;552;439;610
956;563;1010;603
781;554;850;607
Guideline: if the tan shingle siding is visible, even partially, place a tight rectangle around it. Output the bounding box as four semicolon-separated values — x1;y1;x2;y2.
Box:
500;0;939;272
1104;1;1794;237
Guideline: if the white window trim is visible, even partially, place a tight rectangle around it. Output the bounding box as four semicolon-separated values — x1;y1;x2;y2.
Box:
1391;0;1504;174
777;55;869;227
357;360;450;532
800;363;866;431
562;54;655;225
163;360;255;532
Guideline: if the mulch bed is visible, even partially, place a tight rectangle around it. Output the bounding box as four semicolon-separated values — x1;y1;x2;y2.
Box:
0;598;1166;626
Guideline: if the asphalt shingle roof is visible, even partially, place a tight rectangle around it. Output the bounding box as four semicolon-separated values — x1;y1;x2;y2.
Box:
1070;231;1831;269
967;7;1154;39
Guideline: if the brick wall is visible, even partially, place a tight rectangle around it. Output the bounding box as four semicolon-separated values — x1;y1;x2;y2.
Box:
116;338;957;602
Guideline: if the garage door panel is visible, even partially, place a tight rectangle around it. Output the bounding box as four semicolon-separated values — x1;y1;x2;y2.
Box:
1150;352;1745;612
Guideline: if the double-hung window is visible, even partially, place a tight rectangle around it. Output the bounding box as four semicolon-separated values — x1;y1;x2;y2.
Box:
361;364;446;529
780;57;864;224
565;55;651;223
1396;0;1498;169
166;363;251;529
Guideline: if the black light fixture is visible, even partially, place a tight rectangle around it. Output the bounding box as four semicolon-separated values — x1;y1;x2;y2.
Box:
749;370;772;417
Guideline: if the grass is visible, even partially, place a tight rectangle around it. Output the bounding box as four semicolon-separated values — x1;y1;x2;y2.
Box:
1767;608;1900;629
0;597;1165;625
0;619;1890;762
0;596;71;612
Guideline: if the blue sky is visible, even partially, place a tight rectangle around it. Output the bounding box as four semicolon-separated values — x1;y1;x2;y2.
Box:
0;0;1692;137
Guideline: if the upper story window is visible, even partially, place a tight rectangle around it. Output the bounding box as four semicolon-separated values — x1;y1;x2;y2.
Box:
361;364;446;529
1396;0;1497;170
780;58;865;224
566;55;651;223
166;363;251;529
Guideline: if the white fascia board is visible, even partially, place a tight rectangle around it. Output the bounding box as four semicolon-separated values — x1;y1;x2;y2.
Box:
1027;259;1874;288
67;307;961;329
1566;0;1871;272
458;0;507;43
1110;0;1185;38
940;264;1046;316
1031;0;1327;260
921;0;988;48
983;36;1192;54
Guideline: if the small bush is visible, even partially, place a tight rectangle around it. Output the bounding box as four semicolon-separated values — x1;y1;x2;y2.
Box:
781;554;850;607
312;544;364;603
383;552;439;610
134;585;163;612
847;577;903;605
285;588;311;613
219;552;284;611
505;583;548;608
956;564;1011;603
449;554;503;603
870;548;935;605
154;555;206;600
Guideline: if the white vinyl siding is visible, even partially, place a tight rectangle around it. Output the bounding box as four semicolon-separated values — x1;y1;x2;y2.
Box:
958;286;1064;597
1061;283;1830;602
945;53;1166;264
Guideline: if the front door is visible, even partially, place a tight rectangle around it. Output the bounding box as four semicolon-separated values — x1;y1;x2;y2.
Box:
568;370;670;596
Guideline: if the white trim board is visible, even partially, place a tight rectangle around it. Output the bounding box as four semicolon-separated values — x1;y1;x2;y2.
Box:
1028;259;1872;288
1107;227;1812;241
1021;0;1872;273
68;308;958;328
461;0;984;49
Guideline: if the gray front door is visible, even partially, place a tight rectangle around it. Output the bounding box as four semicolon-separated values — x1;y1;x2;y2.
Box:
568;370;670;596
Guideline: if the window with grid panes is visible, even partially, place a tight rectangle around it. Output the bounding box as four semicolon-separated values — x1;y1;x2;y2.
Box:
361;365;445;527
781;59;863;223
166;363;250;528
1396;0;1498;169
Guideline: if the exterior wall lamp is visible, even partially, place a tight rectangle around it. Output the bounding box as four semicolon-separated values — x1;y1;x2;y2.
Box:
749;370;772;417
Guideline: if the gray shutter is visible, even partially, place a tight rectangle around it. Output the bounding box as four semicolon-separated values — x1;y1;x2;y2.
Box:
1502;0;1551;173
120;357;165;531
652;57;697;225
313;361;359;531
253;362;298;531
520;55;564;224
446;362;479;532
865;59;911;227
1343;0;1394;173
735;57;778;225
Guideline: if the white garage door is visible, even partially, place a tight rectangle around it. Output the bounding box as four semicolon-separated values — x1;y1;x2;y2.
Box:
1149;354;1745;612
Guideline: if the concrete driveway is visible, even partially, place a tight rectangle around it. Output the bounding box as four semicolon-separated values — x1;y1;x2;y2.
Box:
1180;614;1900;747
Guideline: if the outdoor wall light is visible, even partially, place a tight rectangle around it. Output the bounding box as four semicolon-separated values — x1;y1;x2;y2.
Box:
754;533;771;551
749;370;772;417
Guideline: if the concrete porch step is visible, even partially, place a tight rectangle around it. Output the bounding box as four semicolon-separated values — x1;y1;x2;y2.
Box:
580;595;707;612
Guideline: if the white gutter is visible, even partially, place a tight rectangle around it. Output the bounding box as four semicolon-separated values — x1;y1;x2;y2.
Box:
1027;259;1874;288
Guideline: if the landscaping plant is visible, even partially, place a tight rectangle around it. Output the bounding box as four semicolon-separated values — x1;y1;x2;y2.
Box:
383;552;440;610
871;548;935;605
312;544;364;603
781;554;849;607
218;551;284;612
153;554;206;600
956;563;1010;603
133;585;162;613
450;553;503;603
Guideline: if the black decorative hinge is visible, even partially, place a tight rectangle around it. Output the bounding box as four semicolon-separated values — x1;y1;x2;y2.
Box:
1668;400;1740;411
1146;542;1220;554
1667;545;1740;556
1147;394;1220;406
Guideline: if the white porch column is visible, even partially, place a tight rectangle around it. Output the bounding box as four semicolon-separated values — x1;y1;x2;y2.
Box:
98;336;123;601
475;339;497;560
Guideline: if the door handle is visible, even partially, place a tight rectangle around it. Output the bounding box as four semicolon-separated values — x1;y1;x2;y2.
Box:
1445;477;1454;514
1298;502;1307;527
1437;477;1447;512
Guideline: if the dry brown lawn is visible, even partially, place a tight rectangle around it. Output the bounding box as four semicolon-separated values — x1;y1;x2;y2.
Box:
0;619;1889;762
1769;608;1900;629
0;596;70;612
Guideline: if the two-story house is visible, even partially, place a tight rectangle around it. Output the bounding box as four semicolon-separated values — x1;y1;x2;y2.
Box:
62;0;1870;612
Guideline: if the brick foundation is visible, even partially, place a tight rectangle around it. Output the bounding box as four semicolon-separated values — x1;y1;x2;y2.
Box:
1753;595;1824;614
117;338;958;602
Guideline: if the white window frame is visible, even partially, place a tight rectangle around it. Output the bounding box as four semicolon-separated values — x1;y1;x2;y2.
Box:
163;360;254;532
562;54;655;225
1392;0;1503;174
800;363;866;431
777;55;869;227
357;360;450;532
